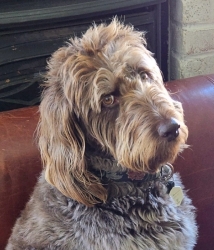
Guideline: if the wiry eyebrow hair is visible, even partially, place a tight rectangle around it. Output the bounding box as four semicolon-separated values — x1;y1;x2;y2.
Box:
93;68;116;97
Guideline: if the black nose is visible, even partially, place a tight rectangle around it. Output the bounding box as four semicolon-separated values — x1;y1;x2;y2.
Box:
158;118;180;142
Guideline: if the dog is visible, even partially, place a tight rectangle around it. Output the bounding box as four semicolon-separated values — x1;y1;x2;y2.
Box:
6;19;197;250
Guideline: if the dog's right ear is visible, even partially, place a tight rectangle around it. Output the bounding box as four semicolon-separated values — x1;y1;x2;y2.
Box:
38;47;107;206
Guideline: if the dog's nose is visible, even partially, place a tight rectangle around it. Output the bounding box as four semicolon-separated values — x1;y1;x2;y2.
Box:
158;118;180;142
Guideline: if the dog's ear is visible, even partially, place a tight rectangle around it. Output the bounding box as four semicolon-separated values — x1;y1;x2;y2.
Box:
38;47;107;207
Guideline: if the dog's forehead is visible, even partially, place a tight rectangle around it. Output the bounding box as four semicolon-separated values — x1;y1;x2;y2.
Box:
75;23;163;99
88;40;157;79
92;48;157;89
115;51;155;76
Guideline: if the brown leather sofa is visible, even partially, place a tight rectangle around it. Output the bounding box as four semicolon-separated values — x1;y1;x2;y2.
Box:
0;75;214;250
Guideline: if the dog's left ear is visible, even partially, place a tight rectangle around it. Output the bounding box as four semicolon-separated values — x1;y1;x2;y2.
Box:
38;47;107;206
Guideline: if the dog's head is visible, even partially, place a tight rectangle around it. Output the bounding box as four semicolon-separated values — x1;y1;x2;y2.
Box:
39;19;188;206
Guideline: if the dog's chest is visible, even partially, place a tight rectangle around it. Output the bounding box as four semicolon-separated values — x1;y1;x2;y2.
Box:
63;189;184;250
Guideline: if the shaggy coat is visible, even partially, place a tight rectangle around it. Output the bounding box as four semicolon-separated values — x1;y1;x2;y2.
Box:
6;19;197;250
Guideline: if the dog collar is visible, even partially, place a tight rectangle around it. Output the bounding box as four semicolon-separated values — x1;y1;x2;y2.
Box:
88;154;175;195
91;163;174;184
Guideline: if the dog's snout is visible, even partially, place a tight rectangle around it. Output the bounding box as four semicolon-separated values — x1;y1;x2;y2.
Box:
158;118;180;142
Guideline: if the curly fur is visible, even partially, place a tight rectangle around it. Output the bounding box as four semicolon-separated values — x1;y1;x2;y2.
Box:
6;19;197;249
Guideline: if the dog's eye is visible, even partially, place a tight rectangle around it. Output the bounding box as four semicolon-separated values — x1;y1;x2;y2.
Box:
102;95;115;107
139;71;148;80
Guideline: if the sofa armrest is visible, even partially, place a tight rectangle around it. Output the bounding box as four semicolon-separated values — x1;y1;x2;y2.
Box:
166;74;214;249
0;106;41;249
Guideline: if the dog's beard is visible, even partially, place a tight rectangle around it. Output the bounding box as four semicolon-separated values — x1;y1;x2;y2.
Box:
115;126;188;173
113;96;188;173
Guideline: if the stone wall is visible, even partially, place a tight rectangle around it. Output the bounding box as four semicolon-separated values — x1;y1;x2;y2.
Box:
169;0;214;80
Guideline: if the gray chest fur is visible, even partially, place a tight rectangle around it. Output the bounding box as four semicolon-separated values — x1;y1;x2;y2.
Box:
7;172;197;250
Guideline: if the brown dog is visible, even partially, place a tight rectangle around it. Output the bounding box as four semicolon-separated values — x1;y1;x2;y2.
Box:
7;19;197;250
